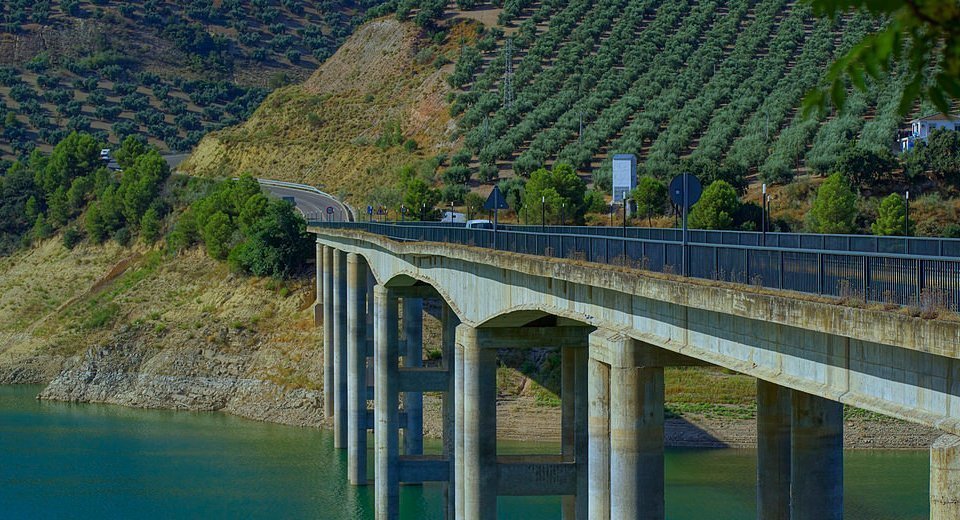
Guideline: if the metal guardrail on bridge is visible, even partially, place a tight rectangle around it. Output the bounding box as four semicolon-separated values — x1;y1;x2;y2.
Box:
312;221;960;312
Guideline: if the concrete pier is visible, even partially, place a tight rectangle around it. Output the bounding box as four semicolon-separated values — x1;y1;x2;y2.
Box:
790;391;843;520
314;240;323;326
458;325;497;520
322;246;334;418
588;356;610;520
442;303;460;520
374;285;400;520
347;253;368;485
333;249;348;449
402;297;423;457
610;365;664;520
757;380;791;520
454;326;466;520
931;434;960;519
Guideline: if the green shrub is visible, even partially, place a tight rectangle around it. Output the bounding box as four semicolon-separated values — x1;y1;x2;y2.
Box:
808;173;859;234
62;227;84;249
689;181;740;230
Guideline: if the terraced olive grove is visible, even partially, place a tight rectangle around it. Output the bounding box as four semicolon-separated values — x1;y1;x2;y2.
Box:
0;0;386;161
444;0;924;184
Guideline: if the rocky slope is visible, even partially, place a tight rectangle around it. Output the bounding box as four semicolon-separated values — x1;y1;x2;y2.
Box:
0;236;326;427
182;17;468;203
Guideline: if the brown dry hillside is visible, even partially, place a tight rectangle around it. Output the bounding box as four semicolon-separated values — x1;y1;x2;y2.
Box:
0;235;325;425
182;18;471;202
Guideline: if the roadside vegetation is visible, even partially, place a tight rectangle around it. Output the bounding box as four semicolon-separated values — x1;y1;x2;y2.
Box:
0;130;313;277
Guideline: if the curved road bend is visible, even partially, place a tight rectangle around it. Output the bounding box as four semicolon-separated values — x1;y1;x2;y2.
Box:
259;182;351;222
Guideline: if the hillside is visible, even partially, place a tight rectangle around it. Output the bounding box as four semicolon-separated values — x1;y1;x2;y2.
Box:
183;17;466;202
449;0;913;184
0;0;383;160
0;234;327;425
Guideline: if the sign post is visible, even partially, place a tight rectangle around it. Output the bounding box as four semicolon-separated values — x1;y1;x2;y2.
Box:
669;174;702;277
484;185;510;248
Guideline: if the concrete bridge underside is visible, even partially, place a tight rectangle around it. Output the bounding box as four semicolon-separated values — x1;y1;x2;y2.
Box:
312;227;960;520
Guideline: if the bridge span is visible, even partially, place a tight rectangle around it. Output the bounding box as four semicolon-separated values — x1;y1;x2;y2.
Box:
310;222;960;520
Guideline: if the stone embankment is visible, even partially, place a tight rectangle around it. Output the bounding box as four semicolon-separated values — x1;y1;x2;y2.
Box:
35;325;327;428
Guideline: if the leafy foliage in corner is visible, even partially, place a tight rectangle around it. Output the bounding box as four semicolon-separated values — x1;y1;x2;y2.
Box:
805;0;960;116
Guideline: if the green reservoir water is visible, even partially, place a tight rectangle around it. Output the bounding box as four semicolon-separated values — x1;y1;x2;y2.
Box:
0;385;929;519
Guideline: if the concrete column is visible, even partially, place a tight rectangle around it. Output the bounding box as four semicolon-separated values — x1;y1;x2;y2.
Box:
367;271;376;354
374;286;400;520
442;303;460;520
790;391;843;520
561;347;576;519
573;346;588;520
609;366;665;520
458;325;497;520
322;246;334;418
333;249;348;449
757;380;791;520
455;326;466;520
314;240;323;325
403;297;424;456
588;356;610;520
931;434;960;519
347;253;368;485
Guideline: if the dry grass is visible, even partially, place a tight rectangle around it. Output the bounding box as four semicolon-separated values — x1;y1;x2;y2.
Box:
182;18;471;205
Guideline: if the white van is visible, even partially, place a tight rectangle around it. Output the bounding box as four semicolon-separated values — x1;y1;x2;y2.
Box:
465;219;494;230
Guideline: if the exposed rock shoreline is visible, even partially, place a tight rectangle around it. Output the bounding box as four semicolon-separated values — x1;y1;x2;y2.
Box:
1;339;940;450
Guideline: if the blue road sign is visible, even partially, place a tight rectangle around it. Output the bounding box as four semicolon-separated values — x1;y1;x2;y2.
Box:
367;205;373;215
669;174;702;210
326;206;334;215
484;185;509;211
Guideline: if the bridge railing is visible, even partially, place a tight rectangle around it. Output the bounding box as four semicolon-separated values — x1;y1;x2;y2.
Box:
348;220;960;257
312;221;960;312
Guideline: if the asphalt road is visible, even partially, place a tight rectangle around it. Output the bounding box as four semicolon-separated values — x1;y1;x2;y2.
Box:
163;154;190;170
259;182;351;222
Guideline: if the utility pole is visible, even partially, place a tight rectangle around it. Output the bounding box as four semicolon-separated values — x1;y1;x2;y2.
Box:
541;194;546;231
905;190;910;253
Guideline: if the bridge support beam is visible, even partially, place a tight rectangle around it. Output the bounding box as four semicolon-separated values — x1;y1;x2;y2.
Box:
403;297;424;457
931;434;960;519
610;364;664;520
347;253;368;485
442;303;460;520
588;354;610;520
322;246;334;419
757;380;791;520
790;390;843;520
455;324;591;520
314;240;323;326
561;345;588;519
374;285;400;520
589;329;691;520
458;324;498;520
333;249;348;449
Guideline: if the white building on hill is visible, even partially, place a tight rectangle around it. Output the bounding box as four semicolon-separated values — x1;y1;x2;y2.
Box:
899;113;960;152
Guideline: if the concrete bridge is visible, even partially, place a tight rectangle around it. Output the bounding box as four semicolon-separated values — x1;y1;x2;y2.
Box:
310;222;960;520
